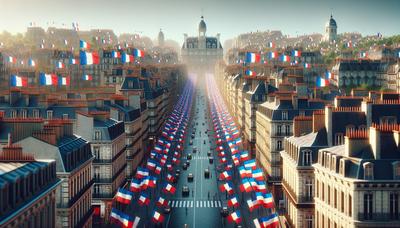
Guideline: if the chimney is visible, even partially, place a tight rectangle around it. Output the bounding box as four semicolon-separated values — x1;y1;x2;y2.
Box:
325;106;333;146
293;116;312;137
292;94;298;110
33;129;57;145
345;130;369;157
0;134;35;162
369;125;381;159
91;111;108;122
312;109;325;133
361;100;373;127
394;130;400;148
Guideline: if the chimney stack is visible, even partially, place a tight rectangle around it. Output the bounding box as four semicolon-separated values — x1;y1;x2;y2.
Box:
293;116;312;137
345;129;369;157
312;110;325;133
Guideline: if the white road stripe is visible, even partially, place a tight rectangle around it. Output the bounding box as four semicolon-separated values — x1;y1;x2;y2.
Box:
191;201;193;207
207;201;210;207
200;201;202;207
196;201;199;207
218;201;222;207
171;201;175;207
211;201;214;207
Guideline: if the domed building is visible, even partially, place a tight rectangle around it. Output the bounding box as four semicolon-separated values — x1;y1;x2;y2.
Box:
324;14;337;42
181;16;223;73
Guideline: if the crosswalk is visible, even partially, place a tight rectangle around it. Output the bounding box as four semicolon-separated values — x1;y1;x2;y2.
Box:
192;156;210;160
169;200;222;208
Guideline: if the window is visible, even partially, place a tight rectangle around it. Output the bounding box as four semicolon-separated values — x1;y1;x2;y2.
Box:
303;150;312;166
341;191;345;213
390;192;399;219
346;124;355;133
62;114;68;120
335;133;344;145
363;193;373;220
305;178;313;201
21;109;27;119
305;214;313;228
46;110;53;119
393;162;400;180
277;125;282;135
93;147;100;160
94;131;101;140
277;140;282;151
10;110;17;118
299;110;306;116
282;111;288;120
128;81;133;88
380;116;397;125
33;109;40;118
285;125;290;135
363;162;374;180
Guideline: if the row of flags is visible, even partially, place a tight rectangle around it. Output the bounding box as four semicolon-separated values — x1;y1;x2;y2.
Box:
245;50;301;64
206;72;279;228
9;73;94;87
109;77;196;227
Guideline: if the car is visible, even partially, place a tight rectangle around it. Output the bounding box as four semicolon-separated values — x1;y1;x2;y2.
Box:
163;206;171;214
187;154;192;160
209;157;213;164
183;163;188;170
207;151;212;157
175;173;180;180
182;186;189;197
186;160;190;167
189;140;193;145
220;207;229;217
203;140;206;144
187;173;194;182
192;147;197;153
204;168;210;178
176;169;181;174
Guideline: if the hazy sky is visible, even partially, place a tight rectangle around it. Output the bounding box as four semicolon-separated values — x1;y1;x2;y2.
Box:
0;0;399;43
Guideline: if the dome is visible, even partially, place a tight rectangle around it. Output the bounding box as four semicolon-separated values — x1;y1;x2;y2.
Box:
198;16;207;34
326;14;337;27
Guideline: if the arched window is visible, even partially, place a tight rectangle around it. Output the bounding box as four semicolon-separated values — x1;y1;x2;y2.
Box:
303;149;312;166
363;162;374;180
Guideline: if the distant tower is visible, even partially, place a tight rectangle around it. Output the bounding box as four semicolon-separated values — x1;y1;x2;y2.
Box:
325;14;337;42
198;16;207;49
158;29;165;47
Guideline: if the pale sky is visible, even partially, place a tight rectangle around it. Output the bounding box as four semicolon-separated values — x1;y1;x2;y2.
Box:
0;0;399;43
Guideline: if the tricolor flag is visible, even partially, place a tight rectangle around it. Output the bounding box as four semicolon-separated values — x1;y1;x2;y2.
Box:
227;196;239;207
261;214;280;228
69;58;77;65
227;211;242;224
244;159;257;170
110;208;134;228
255;192;264;204
80;51;100;65
269;51;278;59
263;193;274;208
154;165;162;175
292;50;301;57
247;199;258;212
130;179;141;192
112;50;121;58
325;70;332;79
82;74;92;81
8;56;16;63
246;52;261;63
28;59;36;67
163;183;176;194
10;75;28;87
40;73;58;86
240;179;252;192
245;69;256;76
268;41;275;48
280;55;290;62
56;61;65;69
252;169;264;181
345;41;353;48
115;188;133;204
152;211;164;223
122;53;134;63
316;77;329;87
359;51;368;58
240;151;249;161
133;48;144;57
80;40;90;49
146;160;157;171
219;182;234;194
58;76;70;86
304;63;311;69
156;196;168;207
166;174;176;183
219;171;232;181
138;193;150;206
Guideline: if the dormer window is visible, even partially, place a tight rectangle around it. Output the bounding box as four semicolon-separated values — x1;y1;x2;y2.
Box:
21;109;27;119
10;110;17;118
33;109;40;118
46;110;53;119
393;162;400;180
335;133;344;145
94;131;101;140
62;114;68;120
128;81;133;88
303;150;312;166
363;162;374;180
282;111;288;120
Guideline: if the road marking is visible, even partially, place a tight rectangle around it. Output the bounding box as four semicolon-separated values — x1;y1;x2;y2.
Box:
200;201;202;207
211;201;214;207
196;201;199;207
191;201;193;207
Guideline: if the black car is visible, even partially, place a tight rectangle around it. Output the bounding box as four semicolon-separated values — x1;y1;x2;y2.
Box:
209;157;214;164
188;173;194;182
183;163;188;170
189;140;193;145
187;154;192;160
186;160;190;167
176;169;181;174
182;186;189;197
220;207;229;217
193;147;197;153
163;206;171;214
207;151;212;157
204;168;210;178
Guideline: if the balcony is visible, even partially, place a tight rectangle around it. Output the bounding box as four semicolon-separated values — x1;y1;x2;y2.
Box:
93;192;114;199
57;180;94;208
93;146;127;164
74;206;94;228
357;213;400;221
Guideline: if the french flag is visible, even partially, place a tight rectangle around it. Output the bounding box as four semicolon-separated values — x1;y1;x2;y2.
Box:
136;167;149;179
269;51;278;59
219;171;232;181
58;76;70;86
255;181;267;193
69;58;77;65
244;159;257;170
28;59;35;67
110;208;134;228
112;50;121;58
219;182;234;194
240;151;249;161
56;61;65;69
10;75;28;87
122;53;134;63
252;169;264;181
154;166;162;175
268;41;275;48
280;55;290;62
82;74;92;81
148;176;157;188
8;56;16;63
228;196;239;207
80;40;90;49
156;196;168;207
261;213;279;228
325;70;332;79
227;211;241;224
245;69;256;76
240;179;252;192
247;199;259;212
138;193;150;206
163;183;176;194
246;52;261;63
115;188;133;205
166;174;175;183
359;51;368;58
133;48;144;57
316;77;329;87
152;211;164;223
304;63;311;69
292;50;301;57
263;193;274;208
80;51;99;65
40;73;58;86
146;160;157;171
130;179;141;192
